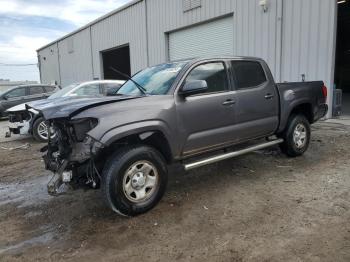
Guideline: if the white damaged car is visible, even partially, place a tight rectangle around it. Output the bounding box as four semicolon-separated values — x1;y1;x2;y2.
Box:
6;80;125;142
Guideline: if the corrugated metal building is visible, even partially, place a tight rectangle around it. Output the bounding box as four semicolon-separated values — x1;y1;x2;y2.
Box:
37;0;341;118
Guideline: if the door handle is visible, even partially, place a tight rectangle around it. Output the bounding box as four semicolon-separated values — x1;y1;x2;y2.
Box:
265;93;274;100
222;99;236;106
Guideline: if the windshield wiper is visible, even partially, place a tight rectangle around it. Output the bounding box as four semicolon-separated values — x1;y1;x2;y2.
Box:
109;67;147;95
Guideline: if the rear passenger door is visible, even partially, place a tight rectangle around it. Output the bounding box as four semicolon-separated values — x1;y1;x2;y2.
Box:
28;86;46;102
231;60;279;141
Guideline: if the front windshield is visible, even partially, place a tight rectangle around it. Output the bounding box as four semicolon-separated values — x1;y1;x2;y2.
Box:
49;83;80;99
117;62;187;95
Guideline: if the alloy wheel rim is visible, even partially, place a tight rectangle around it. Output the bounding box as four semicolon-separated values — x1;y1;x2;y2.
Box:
37;121;56;140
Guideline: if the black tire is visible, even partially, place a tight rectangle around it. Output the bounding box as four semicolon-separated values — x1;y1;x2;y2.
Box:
32;117;49;142
102;145;168;216
279;114;311;157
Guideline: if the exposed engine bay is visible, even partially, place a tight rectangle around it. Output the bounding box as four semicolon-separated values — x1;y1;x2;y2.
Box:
42;118;105;195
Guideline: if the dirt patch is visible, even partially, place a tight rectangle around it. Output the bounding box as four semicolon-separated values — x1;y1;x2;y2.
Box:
0;122;350;261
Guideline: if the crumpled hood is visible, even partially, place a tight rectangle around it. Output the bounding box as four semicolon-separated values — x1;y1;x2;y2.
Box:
26;95;141;120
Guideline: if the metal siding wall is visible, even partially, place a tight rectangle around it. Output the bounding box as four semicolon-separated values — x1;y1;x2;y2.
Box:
90;1;148;78
146;0;235;66
58;28;93;86
281;0;336;116
169;16;234;60
37;0;337;117
233;0;282;80
37;44;60;85
146;0;281;80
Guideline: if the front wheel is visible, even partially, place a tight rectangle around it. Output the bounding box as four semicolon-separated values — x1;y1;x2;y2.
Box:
102;146;168;216
32;117;56;142
279;114;311;157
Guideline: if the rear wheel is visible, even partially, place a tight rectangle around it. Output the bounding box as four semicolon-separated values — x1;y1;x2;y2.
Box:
102;145;168;216
279;114;311;157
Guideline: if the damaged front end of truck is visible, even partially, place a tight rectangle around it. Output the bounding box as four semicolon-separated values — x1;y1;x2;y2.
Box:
26;96;137;195
43;117;105;195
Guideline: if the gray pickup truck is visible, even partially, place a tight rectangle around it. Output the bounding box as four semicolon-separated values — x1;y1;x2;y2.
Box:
28;57;328;216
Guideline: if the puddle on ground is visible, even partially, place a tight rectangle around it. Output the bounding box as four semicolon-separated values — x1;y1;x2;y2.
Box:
0;175;51;208
0;231;54;255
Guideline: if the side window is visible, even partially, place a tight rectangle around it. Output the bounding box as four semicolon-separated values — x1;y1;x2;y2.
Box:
6;87;26;98
72;84;101;96
44;86;56;93
185;62;229;94
102;83;122;95
231;61;267;89
29;86;44;95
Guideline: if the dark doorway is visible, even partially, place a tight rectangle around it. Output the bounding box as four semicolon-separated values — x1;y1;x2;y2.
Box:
102;45;131;80
335;1;350;115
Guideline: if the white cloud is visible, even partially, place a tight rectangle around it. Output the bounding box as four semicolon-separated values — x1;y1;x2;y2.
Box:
0;0;130;26
0;36;53;81
0;36;50;63
0;0;130;81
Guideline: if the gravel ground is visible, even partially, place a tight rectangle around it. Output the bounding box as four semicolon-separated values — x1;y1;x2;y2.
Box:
0;121;350;262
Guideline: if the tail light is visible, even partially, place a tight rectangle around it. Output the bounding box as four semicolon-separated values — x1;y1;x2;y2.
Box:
322;85;328;100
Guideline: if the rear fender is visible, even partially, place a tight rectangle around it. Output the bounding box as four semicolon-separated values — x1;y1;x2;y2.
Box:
278;99;312;133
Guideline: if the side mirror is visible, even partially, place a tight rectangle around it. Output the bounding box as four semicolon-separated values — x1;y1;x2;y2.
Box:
2;95;8;100
179;80;208;96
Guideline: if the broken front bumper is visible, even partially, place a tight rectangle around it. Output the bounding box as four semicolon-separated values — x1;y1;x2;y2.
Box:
6;121;30;138
42;134;105;195
5;110;33;138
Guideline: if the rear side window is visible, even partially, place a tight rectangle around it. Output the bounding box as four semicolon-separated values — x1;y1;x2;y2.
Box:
185;62;229;94
231;61;267;89
29;86;44;95
44;86;56;92
72;83;101;96
102;83;122;94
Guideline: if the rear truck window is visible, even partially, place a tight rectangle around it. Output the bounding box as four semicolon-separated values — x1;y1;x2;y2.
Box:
231;61;267;89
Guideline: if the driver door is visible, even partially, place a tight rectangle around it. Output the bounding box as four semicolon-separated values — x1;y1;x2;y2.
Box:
176;61;237;157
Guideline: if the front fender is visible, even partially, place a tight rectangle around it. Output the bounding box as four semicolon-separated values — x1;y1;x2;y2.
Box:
94;120;173;147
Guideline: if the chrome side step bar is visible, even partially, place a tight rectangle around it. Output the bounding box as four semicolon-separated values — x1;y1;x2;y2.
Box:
184;139;284;171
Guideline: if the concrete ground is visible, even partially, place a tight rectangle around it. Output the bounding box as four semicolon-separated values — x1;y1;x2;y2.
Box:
0;120;350;262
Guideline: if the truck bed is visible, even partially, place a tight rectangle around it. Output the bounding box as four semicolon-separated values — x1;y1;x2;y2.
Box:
276;81;328;133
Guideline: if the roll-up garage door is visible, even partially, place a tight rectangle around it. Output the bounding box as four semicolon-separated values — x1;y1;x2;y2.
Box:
168;16;234;61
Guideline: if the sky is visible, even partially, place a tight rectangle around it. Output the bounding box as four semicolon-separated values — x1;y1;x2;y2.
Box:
0;0;130;82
